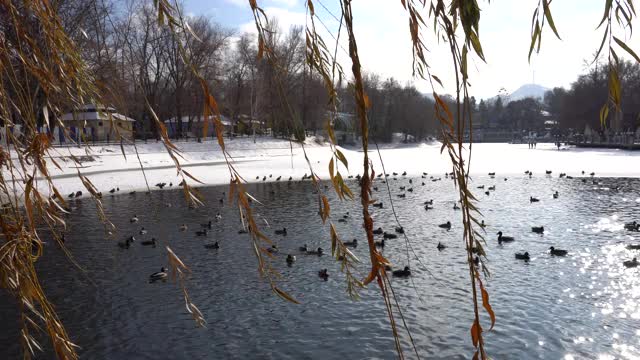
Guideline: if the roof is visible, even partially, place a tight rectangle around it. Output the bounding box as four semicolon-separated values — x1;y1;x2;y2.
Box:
61;104;135;122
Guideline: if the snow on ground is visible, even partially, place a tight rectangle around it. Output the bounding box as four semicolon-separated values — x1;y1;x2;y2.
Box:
5;137;640;199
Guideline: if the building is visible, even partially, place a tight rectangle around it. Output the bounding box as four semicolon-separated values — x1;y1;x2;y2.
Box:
59;104;135;142
163;115;232;138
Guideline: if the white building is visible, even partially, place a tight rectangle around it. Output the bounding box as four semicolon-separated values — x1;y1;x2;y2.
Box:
59;104;135;142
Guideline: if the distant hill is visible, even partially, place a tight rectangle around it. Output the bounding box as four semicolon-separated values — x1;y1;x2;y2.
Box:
483;83;549;104
507;84;549;102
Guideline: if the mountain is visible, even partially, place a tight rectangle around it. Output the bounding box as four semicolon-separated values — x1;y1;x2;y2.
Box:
507;84;549;102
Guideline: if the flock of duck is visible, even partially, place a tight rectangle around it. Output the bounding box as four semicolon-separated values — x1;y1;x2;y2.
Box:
101;167;640;283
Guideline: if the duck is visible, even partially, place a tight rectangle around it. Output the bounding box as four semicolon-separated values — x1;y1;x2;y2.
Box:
286;254;296;264
488;172;495;176
299;244;308;252
545;170;552;175
139;227;148;235
262;176;267;181
477;185;485;189
204;242;219;249
75;191;82;197
397;194;406;198
344;239;358;248
117;238;132;249
626;244;640;250
531;226;544;234
402;171;407;176
624;221;639;231
375;239;385;248
201;220;213;229
399;186;406;191
485;191;490;196
68;192;75;198
109;188;116;193
480;220;486;228
195;229;208;236
383;232;398;239
524;170;530;174
424;199;434;205
275;228;287;235
553;191;559;199
497;231;514;243
392;266;411;277
438;221;452;230
453;203;460;210
307;247;324;256
338;218;347;223
515;251;530;260
549;246;568;256
488;185;496;191
318;269;329;280
141;238;157;246
530;196;540;203
373;202;383;209
437;242;446;250
373;227;383;235
276;176;281;181
395;226;404;234
267;245;278;254
623;257;639;268
288;176;293;181
130;214;139;223
179;224;188;231
149;267;168;282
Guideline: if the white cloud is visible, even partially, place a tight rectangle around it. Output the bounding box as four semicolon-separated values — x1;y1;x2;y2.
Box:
238;6;307;34
267;0;298;7
224;0;248;8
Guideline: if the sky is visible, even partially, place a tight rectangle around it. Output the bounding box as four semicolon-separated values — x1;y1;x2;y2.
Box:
185;0;639;99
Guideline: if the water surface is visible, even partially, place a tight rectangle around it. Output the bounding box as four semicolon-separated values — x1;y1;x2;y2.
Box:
2;174;640;359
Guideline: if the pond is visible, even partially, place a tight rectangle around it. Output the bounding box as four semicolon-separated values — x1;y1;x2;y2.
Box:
1;174;640;359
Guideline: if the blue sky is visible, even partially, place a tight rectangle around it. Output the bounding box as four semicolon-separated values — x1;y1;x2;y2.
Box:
185;0;638;99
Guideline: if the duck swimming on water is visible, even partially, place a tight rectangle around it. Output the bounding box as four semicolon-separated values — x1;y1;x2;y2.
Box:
549;247;568;256
438;221;452;230
515;252;530;260
141;238;157;247
318;269;329;280
344;239;358;248
531;226;544;234
624;257;639;268
392;266;411;277
373;227;383;235
437;242;446;250
149;267;168;282
275;228;287;235
383;232;398;239
204;242;219;249
497;231;515;243
307;247;324;256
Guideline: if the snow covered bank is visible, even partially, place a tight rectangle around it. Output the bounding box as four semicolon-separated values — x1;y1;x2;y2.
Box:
6;138;640;199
